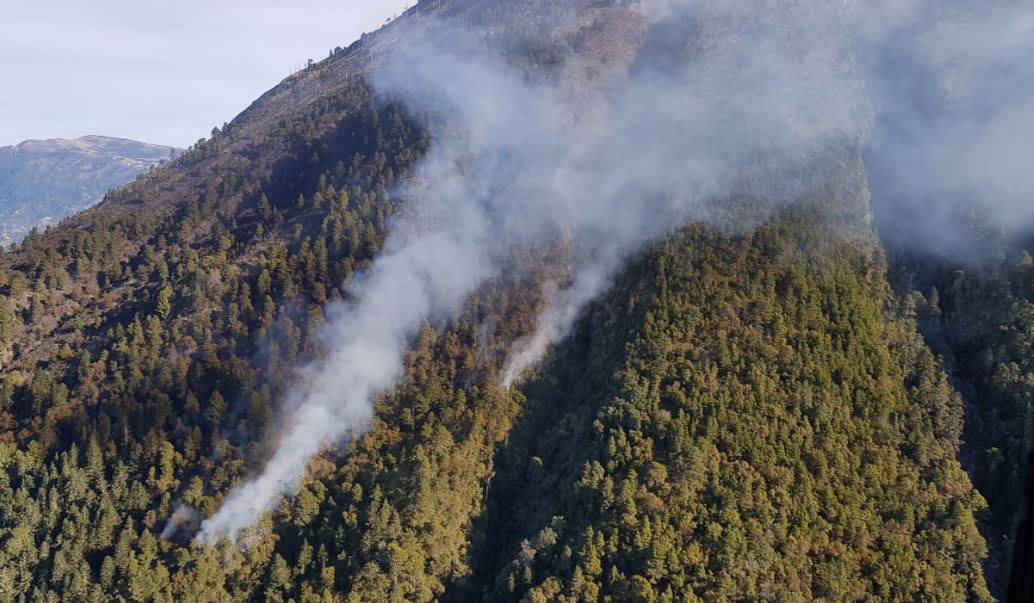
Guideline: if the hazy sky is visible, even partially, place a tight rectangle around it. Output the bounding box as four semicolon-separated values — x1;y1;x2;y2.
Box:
0;0;413;148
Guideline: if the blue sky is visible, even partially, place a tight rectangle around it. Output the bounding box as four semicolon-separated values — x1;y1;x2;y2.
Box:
0;0;413;148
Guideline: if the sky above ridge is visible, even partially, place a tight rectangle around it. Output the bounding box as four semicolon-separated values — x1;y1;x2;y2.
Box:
0;0;413;148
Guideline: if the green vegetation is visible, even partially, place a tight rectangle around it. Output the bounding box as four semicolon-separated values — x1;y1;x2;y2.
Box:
888;241;1034;589
0;30;1007;603
467;210;990;601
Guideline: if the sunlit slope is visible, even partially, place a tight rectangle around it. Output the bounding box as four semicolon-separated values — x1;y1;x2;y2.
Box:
466;204;990;601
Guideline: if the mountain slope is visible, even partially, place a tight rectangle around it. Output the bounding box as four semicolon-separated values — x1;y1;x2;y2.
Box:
884;237;1034;592
0;136;178;245
0;0;1003;600
468;207;989;601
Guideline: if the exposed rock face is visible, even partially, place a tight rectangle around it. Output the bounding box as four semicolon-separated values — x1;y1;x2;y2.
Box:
0;135;179;245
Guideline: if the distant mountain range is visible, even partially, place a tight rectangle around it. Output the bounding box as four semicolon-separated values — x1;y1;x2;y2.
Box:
0;135;179;245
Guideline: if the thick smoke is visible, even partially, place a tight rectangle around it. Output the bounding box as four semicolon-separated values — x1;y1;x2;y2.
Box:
197;0;1032;543
859;0;1034;254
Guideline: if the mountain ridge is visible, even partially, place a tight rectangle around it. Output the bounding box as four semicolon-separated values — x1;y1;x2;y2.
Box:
0;135;179;246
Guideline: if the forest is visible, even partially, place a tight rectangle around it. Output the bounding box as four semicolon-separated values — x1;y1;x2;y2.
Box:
0;1;1031;601
0;80;1021;599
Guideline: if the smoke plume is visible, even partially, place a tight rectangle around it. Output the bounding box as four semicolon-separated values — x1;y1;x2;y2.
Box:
860;0;1034;255
198;0;1033;543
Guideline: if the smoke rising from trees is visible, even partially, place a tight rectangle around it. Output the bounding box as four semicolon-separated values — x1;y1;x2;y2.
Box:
197;0;1033;543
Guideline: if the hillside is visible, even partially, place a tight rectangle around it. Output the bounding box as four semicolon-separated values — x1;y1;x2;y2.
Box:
466;205;988;601
0;136;178;245
883;234;1034;590
0;0;1022;600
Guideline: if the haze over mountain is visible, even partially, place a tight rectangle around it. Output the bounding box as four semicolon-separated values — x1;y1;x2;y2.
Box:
0;0;1029;601
0;135;178;245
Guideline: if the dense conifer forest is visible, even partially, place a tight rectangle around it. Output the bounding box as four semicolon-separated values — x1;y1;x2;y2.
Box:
0;0;1030;601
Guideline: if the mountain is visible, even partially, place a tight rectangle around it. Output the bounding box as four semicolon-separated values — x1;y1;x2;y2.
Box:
0;135;178;246
0;0;1026;600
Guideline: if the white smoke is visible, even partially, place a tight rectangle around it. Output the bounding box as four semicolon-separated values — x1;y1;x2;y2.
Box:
198;229;493;541
197;0;1033;543
859;0;1034;254
502;262;614;388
